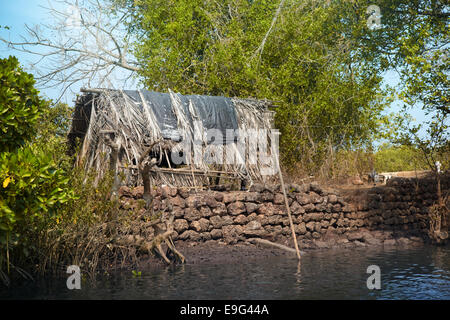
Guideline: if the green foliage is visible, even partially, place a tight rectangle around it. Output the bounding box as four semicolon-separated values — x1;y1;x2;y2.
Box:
0;56;128;280
132;270;142;277
396;112;450;173
35;166;120;274
0;146;74;241
117;0;391;176
59;165;117;228
352;0;449;172
0;57;76;279
112;0;450;177
374;144;427;172
32;102;75;173
0;56;46;153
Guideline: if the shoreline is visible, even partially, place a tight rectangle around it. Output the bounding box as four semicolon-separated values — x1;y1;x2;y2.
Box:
0;232;439;287
128;230;430;269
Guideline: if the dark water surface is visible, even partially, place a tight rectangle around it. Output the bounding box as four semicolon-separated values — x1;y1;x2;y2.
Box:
1;245;449;300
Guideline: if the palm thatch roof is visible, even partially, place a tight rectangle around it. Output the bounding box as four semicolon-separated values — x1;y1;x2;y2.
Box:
68;88;278;189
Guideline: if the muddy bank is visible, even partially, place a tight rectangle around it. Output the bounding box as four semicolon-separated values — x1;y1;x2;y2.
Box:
110;175;449;269
163;241;294;265
130;231;427;269
177;233;426;263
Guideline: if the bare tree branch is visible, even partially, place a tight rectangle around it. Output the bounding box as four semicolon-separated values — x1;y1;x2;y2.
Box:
250;0;286;64
0;0;141;101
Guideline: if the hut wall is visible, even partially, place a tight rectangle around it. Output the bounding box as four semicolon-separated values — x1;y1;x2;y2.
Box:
68;89;277;188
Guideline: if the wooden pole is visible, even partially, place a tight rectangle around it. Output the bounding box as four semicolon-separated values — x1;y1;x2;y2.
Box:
101;130;120;199
274;146;301;261
247;238;302;256
164;149;176;185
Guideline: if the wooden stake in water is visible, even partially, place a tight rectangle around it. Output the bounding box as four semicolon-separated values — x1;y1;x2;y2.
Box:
275;152;301;261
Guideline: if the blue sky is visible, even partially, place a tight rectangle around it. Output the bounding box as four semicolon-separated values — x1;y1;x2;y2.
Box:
0;0;72;101
0;0;432;134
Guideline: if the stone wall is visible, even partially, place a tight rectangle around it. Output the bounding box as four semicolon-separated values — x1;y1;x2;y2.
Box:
119;175;449;248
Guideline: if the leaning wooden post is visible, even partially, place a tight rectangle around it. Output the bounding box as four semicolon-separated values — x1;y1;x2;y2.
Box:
273;135;301;261
101;130;120;199
139;140;164;209
139;158;157;209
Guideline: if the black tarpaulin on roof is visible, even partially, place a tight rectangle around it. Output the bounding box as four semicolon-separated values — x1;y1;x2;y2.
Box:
123;90;239;144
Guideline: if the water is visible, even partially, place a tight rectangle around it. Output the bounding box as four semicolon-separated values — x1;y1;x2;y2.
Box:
1;245;449;300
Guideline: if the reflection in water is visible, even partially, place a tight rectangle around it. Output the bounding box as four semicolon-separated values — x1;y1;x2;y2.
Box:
1;245;449;300
295;261;301;287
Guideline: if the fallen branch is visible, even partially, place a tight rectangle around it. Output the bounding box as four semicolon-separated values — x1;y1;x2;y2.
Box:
247;238;304;256
141;212;186;264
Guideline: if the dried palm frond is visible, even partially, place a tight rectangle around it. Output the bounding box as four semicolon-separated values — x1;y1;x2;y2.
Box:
68;88;278;188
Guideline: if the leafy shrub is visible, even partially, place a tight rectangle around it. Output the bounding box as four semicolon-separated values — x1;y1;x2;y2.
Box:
0;56;76;280
0;56;45;153
0;146;74;256
37;167;120;275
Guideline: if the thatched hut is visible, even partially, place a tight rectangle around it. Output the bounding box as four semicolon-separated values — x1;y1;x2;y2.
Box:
68;88;278;189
